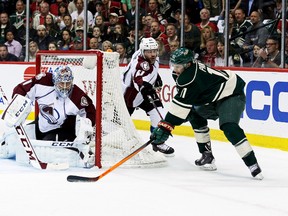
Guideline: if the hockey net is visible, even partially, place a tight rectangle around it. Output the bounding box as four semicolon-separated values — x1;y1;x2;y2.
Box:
36;50;167;168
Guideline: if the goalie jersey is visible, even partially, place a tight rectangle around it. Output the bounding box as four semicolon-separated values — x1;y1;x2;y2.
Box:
12;72;96;133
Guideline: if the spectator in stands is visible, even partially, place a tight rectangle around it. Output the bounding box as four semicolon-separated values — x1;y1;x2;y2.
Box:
55;2;70;30
44;14;61;39
217;10;235;38
199;25;215;55
157;0;177;24
202;0;222;17
92;1;104;19
101;0;124;24
180;13;201;53
70;0;94;28
242;11;269;66
33;2;55;30
200;37;217;67
62;14;76;37
0;12;17;44
48;41;59;50
33;24;54;50
146;0;159;20
4;30;22;58
115;43;129;64
88;37;99;50
121;0;131;14
251;44;261;67
157;39;170;65
196;8;218;33
222;0;242;15
215;37;243;67
169;40;180;53
0;44;19;61
107;23;130;49
166;23;178;44
91;26;103;49
106;13;120;35
68;0;77;14
101;40;113;51
27;41;39;62
253;36;281;68
230;8;252;64
16;17;37;46
93;15;108;39
9;0;26;31
70;36;84;50
30;0;45;17
125;0;146;26
150;21;170;53
50;0;66;16
57;29;73;50
143;13;155;37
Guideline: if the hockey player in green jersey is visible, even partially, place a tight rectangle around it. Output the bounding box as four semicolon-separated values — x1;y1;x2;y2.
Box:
151;47;263;180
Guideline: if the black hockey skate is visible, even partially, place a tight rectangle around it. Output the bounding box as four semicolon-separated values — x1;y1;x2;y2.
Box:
152;143;175;156
249;163;264;180
195;151;217;171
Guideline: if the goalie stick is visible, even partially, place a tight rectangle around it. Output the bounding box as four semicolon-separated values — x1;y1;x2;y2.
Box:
0;86;69;170
67;139;153;182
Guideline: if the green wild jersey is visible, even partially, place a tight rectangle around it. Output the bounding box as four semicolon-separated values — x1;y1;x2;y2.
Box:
166;61;245;125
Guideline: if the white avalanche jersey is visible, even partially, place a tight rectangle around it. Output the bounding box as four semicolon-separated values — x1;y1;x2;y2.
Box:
122;50;160;107
13;73;96;133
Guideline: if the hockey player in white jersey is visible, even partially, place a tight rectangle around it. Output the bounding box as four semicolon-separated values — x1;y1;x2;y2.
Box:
0;66;96;168
122;37;174;155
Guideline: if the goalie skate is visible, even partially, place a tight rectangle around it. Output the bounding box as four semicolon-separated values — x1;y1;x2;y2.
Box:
249;163;264;180
195;151;217;171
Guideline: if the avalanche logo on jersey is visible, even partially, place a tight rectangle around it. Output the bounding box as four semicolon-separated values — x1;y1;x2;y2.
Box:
81;96;88;107
140;61;150;71
39;104;60;124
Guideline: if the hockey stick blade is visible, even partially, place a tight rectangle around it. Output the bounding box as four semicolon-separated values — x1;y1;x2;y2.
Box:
67;139;153;182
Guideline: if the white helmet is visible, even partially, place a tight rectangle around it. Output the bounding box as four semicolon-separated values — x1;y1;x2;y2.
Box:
140;37;158;56
52;66;74;98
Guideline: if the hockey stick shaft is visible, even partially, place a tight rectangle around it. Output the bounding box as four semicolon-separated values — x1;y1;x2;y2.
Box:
67;139;153;182
0;86;68;170
147;95;163;120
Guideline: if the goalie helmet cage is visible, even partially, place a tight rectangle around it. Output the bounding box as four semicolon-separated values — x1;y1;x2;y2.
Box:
36;50;167;168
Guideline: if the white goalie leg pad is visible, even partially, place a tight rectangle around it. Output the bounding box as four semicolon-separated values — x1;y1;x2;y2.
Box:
0;119;18;159
2;94;32;127
74;115;94;144
194;127;210;143
234;138;253;158
17;139;95;168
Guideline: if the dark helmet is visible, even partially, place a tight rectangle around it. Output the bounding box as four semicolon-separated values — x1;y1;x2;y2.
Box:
170;47;193;65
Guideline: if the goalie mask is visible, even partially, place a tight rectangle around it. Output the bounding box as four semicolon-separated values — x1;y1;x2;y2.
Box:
52;66;74;98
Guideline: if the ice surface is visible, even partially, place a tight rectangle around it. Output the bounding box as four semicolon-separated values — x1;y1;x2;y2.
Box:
1;130;288;216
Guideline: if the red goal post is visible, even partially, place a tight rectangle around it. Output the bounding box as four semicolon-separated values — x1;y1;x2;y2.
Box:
36;50;167;168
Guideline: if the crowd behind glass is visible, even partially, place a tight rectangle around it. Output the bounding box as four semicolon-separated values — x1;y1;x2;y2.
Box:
0;0;287;68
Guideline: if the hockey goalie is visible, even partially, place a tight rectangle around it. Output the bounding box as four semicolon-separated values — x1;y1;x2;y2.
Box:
0;65;96;168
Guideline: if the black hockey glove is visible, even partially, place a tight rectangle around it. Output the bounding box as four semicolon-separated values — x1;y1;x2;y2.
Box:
150;120;174;145
140;81;157;100
154;74;163;91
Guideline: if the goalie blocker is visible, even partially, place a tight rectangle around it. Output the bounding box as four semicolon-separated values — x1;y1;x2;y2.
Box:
0;94;95;168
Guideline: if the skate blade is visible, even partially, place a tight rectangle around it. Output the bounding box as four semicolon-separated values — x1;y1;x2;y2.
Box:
163;153;175;157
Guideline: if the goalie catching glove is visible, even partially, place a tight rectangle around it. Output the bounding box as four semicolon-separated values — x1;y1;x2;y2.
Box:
151;120;174;145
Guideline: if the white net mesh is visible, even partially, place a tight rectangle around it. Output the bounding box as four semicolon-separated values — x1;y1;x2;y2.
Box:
38;51;167;168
